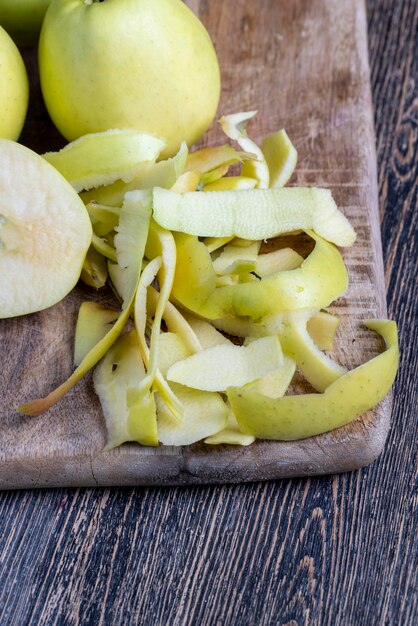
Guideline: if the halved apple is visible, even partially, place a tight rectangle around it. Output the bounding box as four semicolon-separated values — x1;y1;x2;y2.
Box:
0;139;91;319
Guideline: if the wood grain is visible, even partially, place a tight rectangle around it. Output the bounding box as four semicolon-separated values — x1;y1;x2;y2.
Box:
0;0;394;488
0;1;416;624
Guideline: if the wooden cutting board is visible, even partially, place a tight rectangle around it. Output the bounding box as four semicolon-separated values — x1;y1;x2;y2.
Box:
0;0;391;489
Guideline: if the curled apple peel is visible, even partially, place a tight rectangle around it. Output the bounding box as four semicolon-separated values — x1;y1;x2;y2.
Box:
262;129;298;188
227;320;399;441
152;186;356;246
167;336;283;392
80;141;188;207
220;111;270;188
93;330;158;449
13;116;397;452
171;231;348;320
43;129;166;192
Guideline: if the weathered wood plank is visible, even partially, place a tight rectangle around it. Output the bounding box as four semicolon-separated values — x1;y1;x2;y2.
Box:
0;0;392;488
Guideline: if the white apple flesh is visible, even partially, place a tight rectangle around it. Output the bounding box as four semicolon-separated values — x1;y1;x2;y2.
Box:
0;139;92;318
38;0;221;156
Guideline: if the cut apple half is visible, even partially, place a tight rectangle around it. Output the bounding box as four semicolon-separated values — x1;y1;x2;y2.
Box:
0;139;91;319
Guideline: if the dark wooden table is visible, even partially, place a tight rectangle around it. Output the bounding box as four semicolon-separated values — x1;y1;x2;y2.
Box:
0;0;416;624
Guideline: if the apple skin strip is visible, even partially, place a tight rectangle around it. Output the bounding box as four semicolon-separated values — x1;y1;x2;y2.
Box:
147;288;202;354
204;357;297;446
278;315;346;392
80;246;108;288
18;190;152;416
91;232;117;262
212;241;260;275
152;186;356;247
219;111;270;188
255;248;303;277
204;409;256;446
167;335;283;392
170;170;201;193
228;320;399;441
74;302;119;366
156;333;228;446
172;231;348;320
203;236;236;254
203;176;257;191
262;129;298;188
181;312;231;350
94;330;158;449
307;311;339;351
86;202;120;236
80;141;188;207
133;254;183;423
43;129;166;192
185;144;246;174
199;165;230;187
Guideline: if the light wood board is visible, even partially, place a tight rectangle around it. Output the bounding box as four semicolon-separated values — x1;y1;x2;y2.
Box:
0;0;392;488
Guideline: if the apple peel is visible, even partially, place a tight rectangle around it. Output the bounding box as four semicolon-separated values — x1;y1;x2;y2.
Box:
219;111;270;188
255;248;304;277
152;187;356;246
203;176;258;192
212;241;260;275
262;129;298;188
182;312;232;350
172;232;348;320
204;410;255;447
134;226;183;422
81;246;108;289
43;129;166;192
278;316;346;392
86;202;120;237
80;141;188;207
185;144;248;175
244;355;297;399
167;335;283;392
74;302;119;366
156;333;228;445
307;311;339;351
227;320;399;441
93;330;158;449
147;288;202;354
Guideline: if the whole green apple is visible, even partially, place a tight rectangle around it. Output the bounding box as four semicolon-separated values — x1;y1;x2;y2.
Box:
39;0;221;156
0;26;29;140
0;0;52;46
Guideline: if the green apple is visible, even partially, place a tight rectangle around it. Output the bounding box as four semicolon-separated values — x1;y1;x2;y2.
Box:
39;0;221;156
0;26;29;140
0;0;52;46
0;138;92;318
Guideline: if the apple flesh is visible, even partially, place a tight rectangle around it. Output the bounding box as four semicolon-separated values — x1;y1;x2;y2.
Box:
0;139;92;318
39;0;221;157
0;26;28;140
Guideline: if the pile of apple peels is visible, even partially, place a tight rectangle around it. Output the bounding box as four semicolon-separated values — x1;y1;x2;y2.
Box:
19;112;399;448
